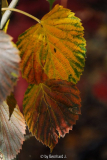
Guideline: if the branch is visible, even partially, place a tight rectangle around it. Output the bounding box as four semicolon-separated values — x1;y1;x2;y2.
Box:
1;0;19;29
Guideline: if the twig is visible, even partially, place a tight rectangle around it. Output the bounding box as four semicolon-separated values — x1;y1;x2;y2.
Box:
1;0;19;29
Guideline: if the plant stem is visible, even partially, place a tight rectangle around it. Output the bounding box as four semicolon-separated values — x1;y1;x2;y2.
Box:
1;0;19;29
2;8;41;24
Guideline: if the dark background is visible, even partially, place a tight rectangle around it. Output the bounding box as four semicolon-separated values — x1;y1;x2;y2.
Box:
7;0;107;159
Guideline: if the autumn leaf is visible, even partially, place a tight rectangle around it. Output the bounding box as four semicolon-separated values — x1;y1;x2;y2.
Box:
6;93;17;118
23;79;81;151
0;101;26;160
0;31;20;105
17;4;86;84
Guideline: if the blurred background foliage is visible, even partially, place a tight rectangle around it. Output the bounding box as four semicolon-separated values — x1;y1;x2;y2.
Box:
7;0;107;159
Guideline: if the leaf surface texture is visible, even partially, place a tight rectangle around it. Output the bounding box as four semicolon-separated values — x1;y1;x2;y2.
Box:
0;31;20;104
0;102;26;160
17;4;86;84
23;79;81;151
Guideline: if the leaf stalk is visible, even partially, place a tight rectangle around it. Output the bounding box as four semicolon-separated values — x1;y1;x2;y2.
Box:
2;8;41;24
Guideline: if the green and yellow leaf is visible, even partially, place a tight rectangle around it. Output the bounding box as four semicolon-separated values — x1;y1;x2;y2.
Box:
0;102;26;160
23;79;81;151
17;4;86;84
0;31;21;105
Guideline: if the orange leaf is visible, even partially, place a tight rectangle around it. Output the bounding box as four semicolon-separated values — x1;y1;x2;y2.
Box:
23;79;81;151
0;31;20;104
17;4;86;84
